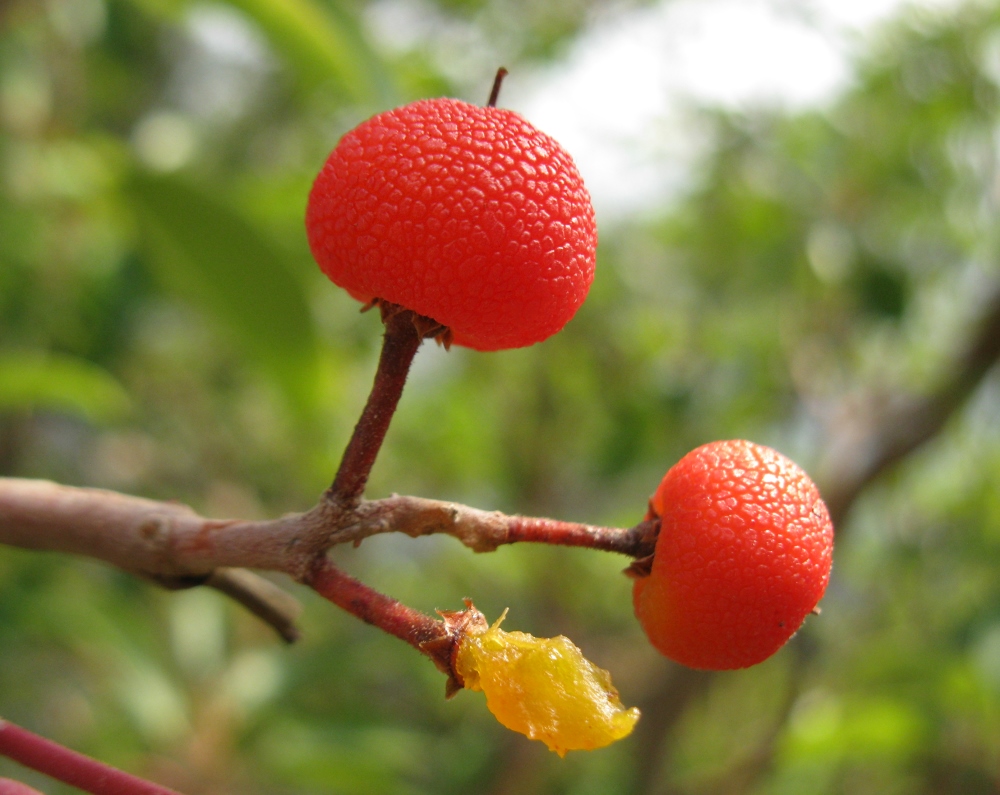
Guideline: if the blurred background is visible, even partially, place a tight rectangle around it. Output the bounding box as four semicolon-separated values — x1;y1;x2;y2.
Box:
3;0;1000;791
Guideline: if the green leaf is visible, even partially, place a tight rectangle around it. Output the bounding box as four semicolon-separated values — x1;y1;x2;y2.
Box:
119;0;387;103
0;352;132;423
128;172;318;409
227;0;385;102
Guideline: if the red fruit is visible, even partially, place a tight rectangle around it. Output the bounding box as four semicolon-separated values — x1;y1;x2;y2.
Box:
632;440;833;670
306;97;596;351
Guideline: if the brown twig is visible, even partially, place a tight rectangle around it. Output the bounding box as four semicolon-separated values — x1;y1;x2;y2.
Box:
818;281;1000;525
342;495;659;557
0;295;659;660
669;285;1000;795
205;569;302;643
0;476;655;691
0;481;655;577
629;666;714;794
0;719;185;795
0;478;654;642
144;568;302;643
0;477;330;578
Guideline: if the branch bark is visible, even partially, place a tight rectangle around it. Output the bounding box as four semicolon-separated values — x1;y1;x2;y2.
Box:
818;281;1000;525
693;283;1000;795
203;568;303;643
0;477;654;644
0;479;653;576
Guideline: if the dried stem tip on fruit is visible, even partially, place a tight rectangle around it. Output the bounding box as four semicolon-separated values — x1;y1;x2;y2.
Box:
455;609;639;756
306;96;597;351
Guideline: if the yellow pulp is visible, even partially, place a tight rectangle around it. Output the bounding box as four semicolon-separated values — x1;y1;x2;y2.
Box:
455;611;640;756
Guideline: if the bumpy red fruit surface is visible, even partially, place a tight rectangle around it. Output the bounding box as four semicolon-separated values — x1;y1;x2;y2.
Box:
305;98;597;351
632;440;834;670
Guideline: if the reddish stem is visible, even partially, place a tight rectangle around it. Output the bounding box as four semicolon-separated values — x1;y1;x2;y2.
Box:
328;307;424;506
306;556;487;694
495;515;659;557
305;556;448;655
0;720;184;795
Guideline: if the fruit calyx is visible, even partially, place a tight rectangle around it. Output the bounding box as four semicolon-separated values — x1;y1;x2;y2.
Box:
365;298;454;348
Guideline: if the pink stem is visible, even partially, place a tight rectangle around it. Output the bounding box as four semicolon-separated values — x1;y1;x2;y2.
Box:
0;720;184;795
0;779;46;795
498;515;658;556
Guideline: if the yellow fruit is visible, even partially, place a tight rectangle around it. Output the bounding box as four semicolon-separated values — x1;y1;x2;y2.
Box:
455;610;639;756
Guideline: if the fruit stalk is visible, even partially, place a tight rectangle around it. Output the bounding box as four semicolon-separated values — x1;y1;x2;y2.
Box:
305;556;452;670
328;306;425;505
499;515;659;557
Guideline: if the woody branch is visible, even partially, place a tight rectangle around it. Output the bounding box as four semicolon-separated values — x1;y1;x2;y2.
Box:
0;303;657;646
0;478;656;581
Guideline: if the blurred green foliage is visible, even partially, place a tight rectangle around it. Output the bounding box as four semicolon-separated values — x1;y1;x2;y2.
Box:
2;0;1000;793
